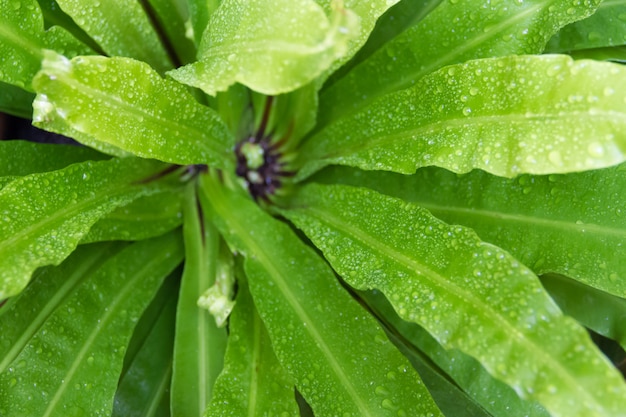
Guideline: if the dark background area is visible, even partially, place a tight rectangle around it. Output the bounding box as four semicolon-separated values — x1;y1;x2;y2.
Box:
0;112;77;144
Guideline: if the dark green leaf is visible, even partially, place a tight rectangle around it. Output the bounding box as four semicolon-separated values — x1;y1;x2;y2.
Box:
32;52;234;166
0;82;35;118
299;55;626;180
317;0;600;129
280;183;626;417
546;0;626;52
0;232;184;417
204;273;298;417
186;0;220;46
0;140;106;177
200;173;443;417
144;0;197;65
0;157;177;300
112;291;177;417
170;185;227;417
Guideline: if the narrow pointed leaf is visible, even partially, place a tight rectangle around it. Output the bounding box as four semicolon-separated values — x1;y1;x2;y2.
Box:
0;82;35;118
546;1;626;52
0;0;92;90
320;163;626;297
318;0;600;128
280;183;626;417
81;189;183;243
144;0;197;65
0;157;176;300
200;174;443;417
186;0;220;46
54;0;173;73
0;232;184;417
170;185;227;417
541;274;626;350
112;293;176;417
0;242;122;372
168;0;359;95
0;140;106;177
299;55;626;180
32;52;234;167
205;274;299;417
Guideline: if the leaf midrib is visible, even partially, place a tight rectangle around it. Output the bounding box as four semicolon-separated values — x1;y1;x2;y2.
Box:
299;203;600;412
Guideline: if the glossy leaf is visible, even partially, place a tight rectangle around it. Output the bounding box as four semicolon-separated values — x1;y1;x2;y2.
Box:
0;232;184;417
36;0;102;53
280;183;626;417
362;289;551;417
81;189;183;243
0;140;106;177
541;274;626;349
144;0;196;65
112;292;176;417
0;0;91;90
187;0;221;46
0;242;122;372
298;55;626;180
32;52;234;167
204;273;299;417
317;0;600;128
318;163;626;297
200;174;443;417
546;0;626;52
168;0;359;95
0;157;176;300
0;82;35;118
568;44;626;61
170;185;227;417
54;0;173;73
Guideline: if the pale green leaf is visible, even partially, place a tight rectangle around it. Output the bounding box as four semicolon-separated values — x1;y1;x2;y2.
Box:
541;274;626;350
280;183;626;417
112;292;176;417
36;0;102;52
298;55;626;180
317;163;626;297
0;0;92;90
0;232;184;417
168;0;359;95
317;0;600;129
0;140;106;177
0;157;177;300
204;274;298;417
81;189;184;243
54;0;173;73
170;185;227;417
32;52;234;167
546;0;626;52
0;82;35;118
200;173;443;417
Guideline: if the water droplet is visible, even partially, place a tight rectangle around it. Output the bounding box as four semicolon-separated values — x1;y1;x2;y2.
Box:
87;356;94;365
548;150;563;166
375;386;390;396
462;107;472;116
469;87;479;96
586;142;604;158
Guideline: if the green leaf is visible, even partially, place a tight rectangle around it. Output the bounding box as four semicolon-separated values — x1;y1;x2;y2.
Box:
200;173;443;417
0;242;122;372
170;185;227;417
0;140;106;177
144;0;197;65
280;183;626;417
541;274;626;350
54;0;174;73
0;82;35;118
0;157;177;300
112;290;176;417
168;0;359;95
319;163;626;297
0;232;184;417
186;0;220;46
32;52;234;167
317;0;600;129
362;289;551;417
0;0;92;90
81;189;183;243
298;55;626;180
546;0;626;52
567;44;626;61
204;273;299;417
36;0;103;53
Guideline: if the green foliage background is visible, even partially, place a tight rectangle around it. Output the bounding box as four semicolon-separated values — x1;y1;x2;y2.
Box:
0;0;625;416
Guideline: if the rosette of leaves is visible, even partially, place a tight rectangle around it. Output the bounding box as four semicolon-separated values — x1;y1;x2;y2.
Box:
1;0;626;416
